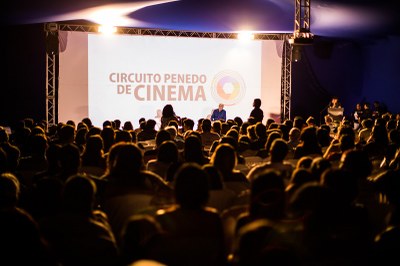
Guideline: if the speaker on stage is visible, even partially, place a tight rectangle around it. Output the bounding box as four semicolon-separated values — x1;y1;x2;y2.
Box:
46;32;59;55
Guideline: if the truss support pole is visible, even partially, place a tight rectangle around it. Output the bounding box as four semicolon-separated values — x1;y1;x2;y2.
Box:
281;36;292;122
45;23;59;129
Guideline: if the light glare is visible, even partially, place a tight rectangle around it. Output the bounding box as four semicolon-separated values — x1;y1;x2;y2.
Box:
237;31;255;41
98;25;117;34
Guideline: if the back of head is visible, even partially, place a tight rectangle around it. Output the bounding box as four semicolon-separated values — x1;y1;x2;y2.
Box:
114;119;121;129
59;143;81;177
202;164;223;190
288;182;329;217
145;119;157;130
264;131;282;154
174;163;209;209
62;174;96;215
111;143;144;177
300;126;318;144
288;127;301;141
250;169;286;218
59;124;75;144
310;157;332;181
183;118;194;130
253;98;262;108
339;149;372;180
183;135;205;164
293;116;304;130
201;119;212;132
155;130;172;147
123;121;134;131
121;214;163;263
0;173;20;209
115;130;133;143
162;104;174;117
220;135;238;151
296;156;313;169
86;126;102;139
0;127;9;142
210;143;237;174
270;139;288;162
30;134;48;155
321;168;358;205
157;140;178;163
85;135;104;154
167;120;179;131
165;126;177;139
255;123;267;139
362;118;374;129
82;117;93;128
236;219;299;266
234;117;243;128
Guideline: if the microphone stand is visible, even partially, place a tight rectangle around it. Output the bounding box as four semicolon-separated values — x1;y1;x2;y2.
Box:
319;104;330;125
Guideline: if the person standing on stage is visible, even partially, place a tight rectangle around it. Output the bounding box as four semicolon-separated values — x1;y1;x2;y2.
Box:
211;103;226;122
329;96;342;108
353;103;364;130
160;104;180;129
249;98;264;124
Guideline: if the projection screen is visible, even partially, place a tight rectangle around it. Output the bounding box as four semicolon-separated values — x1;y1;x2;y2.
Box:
58;31;283;129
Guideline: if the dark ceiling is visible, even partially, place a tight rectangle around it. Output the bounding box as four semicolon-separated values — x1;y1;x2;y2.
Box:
4;0;400;40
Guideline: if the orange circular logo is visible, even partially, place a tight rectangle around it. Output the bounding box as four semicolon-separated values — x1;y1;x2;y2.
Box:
211;70;246;106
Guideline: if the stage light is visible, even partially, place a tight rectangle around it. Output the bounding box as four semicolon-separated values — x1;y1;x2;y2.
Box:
98;25;118;34
237;31;255;41
292;46;302;62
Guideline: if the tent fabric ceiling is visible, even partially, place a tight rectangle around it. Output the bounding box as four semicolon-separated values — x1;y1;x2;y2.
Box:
4;0;400;39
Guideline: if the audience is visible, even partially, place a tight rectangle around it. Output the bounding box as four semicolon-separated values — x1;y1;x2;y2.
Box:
0;105;399;265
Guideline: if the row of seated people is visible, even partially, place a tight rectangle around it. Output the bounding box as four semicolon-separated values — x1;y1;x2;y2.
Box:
1;113;400;265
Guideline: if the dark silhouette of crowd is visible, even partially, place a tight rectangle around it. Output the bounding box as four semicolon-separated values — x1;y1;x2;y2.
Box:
1;101;400;266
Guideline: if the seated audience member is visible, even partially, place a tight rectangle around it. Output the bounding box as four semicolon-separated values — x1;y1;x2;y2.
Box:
147;140;180;181
40;174;119;266
210;143;249;195
80;135;107;177
293;127;323;159
154;163;227;266
237;169;287;232
182;134;210;166
120;214;166;265
247;139;293;185
137;119;158;141
287;127;301;159
182;118;195;137
16;133;49;187
100;143;173;244
202;164;236;214
101;126;115;154
0;126;20;173
0;173;55;265
143;130;172;164
200;119;221;150
358;118;373;145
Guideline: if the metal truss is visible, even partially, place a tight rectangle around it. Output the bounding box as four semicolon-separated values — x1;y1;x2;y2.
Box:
45;22;293;126
45;23;58;128
294;0;311;34
57;23;287;40
281;38;292;122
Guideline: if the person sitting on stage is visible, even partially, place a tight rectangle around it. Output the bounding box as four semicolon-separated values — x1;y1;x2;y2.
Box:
211;103;226;122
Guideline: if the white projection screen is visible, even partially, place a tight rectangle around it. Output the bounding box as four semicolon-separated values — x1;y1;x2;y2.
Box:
58;31;283;129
